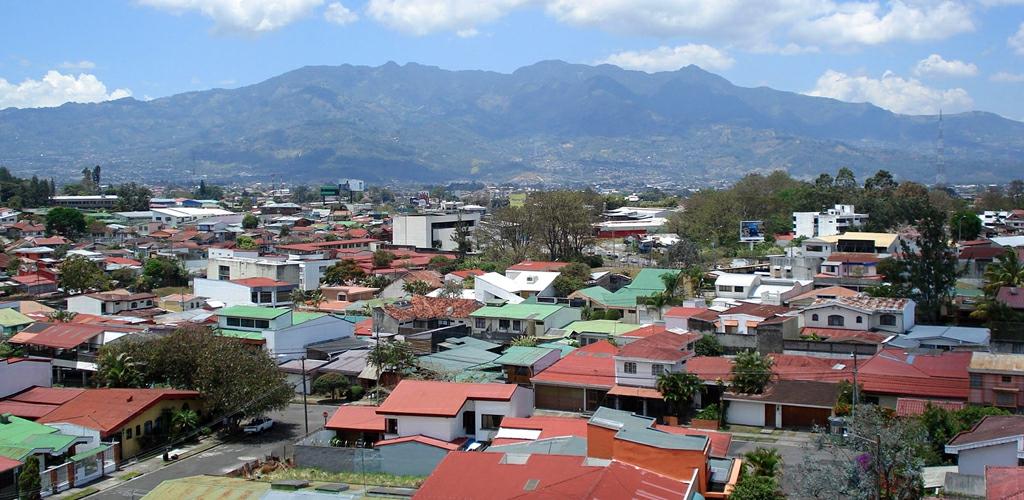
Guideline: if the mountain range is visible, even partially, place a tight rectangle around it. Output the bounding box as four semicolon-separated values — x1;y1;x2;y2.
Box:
2;60;1022;186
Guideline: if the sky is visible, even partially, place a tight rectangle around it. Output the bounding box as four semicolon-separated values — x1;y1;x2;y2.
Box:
1;0;1023;120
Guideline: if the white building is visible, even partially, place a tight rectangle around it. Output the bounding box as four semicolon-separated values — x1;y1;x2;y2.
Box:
0;357;51;398
391;210;481;251
981;211;1012;229
376;380;533;443
215;306;354;362
194;277;296;307
206;255;336;291
151;207;234;228
473;271;559;304
801;295;915;334
793;205;868;238
66;291;157;316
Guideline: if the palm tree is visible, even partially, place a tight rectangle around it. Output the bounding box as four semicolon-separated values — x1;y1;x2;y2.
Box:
171;408;199;437
645;292;671;321
744;447;783;477
290;288;307;309
97;351;141;387
983;248;1024;296
660;272;682;299
47;310;77;322
307;288;324;309
656;372;703;420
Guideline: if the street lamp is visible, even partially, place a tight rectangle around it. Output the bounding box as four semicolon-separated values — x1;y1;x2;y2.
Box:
275;353;309;436
322;411;329;428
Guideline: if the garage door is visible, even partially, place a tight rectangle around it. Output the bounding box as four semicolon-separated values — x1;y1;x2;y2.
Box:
781;405;831;428
535;385;584;412
726;401;765;427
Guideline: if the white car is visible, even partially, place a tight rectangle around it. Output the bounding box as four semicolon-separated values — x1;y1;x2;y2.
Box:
243;417;274;434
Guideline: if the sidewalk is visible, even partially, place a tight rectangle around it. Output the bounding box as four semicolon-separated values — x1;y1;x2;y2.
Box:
730;428;818;447
53;436;226;499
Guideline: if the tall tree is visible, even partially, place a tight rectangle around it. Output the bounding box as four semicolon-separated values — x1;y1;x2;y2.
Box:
949;210;982;241
731;350;773;394
367;339;418;387
886;210;960;323
322;259;366;285
656;372;703;419
59;255;108;294
45;207;87;237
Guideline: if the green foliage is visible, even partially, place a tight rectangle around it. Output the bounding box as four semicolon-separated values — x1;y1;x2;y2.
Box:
45;207;87;237
347;385;365;401
428;255;456;274
438;279;464;299
242;213;259;229
694;403;720;421
602;309;621;320
919;404;1010;465
982;248;1024;297
510;336;539;347
95;351;143;388
142;257;189;289
552;262;591;297
0;341;23;359
372;250;396;268
656;372;703;418
171;408;199;437
367;340;418;387
112;183;152;211
694;335;724;357
193;179;224;200
0;167;54;209
18;454;41;500
731;475;782;500
884;210;960;323
312;373;349;400
523;190;600;261
236;234;258;249
731;350;773;394
744;447;783;478
322;259;366;285
402;279;433;296
5;255;21;276
949;210;982;241
59;255;109;294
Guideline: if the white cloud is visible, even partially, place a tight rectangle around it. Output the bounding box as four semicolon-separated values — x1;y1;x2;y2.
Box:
792;1;975;46
913;54;978;77
366;0;528;36
0;70;131;109
598;44;735;72
1010;22;1024;55
324;2;357;25
60;60;96;70
138;0;324;33
991;71;1024;82
806;69;972;115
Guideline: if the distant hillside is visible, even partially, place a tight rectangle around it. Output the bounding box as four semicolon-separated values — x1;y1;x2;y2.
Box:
1;60;1022;185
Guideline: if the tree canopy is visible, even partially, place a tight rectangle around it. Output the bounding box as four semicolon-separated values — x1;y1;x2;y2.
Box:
45;207;87;237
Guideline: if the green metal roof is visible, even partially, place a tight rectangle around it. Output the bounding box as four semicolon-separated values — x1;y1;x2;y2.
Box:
0;308;32;327
469;303;565;320
217;305;290;320
494;346;558;367
562;320;643;336
537;341;577;357
292;311;326;325
574;286;653;308
0;414;78;461
625;268;680;291
217;329;265;340
70;444;110;462
438;336;501;351
419;347;500;373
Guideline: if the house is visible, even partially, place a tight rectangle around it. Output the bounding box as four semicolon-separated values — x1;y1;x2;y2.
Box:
444;269;485;284
709;303;793;336
609;331;700;418
0;413;98;495
8;323;140;385
0;358;51;398
855;349;971;408
493;346;561;385
66;290;158;316
0;308;33;336
958;245;1008;279
817;231;904;255
375;295;481;334
505;261;571;275
664;306;709;331
561;319;644;346
11;274;57;295
150;207;233;228
36;388;201;461
206;255;335;291
379;270;444;299
801;295;915;334
473;271;559;304
320;285;377;302
531;341;617;413
490;415;589;446
968;352;1024;412
814;252;884;290
793;204;868;238
390;210;481;251
345;380;535;445
894;398;965;418
570;268;681;323
158;293;206;312
469;303;581;340
985;466;1024;500
786;285;859;308
996;286;1024;312
723;380;839;429
194;277;296;307
278;358;328;395
215;306;354;361
885;325;990;351
945;415;1024;476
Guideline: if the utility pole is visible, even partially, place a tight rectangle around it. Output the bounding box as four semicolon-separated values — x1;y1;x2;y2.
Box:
875;434;883;500
851;351;859;425
301;356;309;435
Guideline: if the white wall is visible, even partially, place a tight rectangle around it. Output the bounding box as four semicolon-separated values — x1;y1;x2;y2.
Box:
296;260;337;291
66;295;103;316
391;414;460;442
958;441;1019;476
615;358;683;388
267;315;353;362
194;278;253;306
0;360;51;398
543;307;582;332
726;401;765;427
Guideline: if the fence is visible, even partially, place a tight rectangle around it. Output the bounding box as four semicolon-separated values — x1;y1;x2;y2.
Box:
782;340;878;357
39;444;118;497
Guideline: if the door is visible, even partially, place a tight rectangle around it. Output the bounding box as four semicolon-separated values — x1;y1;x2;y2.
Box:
462;411;476;435
764;404;776;428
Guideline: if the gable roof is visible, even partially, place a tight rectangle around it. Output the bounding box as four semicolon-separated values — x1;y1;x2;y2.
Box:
531;340;618;389
37;388;200;436
383;295;481;322
858;349;970;399
8;322;134;349
617;331;699;362
376;380;517;417
507;261;571;272
325;405;385;432
589;407;708;451
724;380;840;409
807;294;910;313
948;415;1024;448
894;398;965;418
494;346;559;367
470;303;565;321
0;308;33;328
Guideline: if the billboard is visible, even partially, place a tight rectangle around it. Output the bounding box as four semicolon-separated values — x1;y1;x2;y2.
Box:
740;220;765;242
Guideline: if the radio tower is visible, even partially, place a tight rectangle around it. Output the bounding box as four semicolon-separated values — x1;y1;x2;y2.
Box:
935;109;946;186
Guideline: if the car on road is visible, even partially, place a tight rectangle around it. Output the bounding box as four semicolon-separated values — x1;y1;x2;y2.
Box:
243;417;274;435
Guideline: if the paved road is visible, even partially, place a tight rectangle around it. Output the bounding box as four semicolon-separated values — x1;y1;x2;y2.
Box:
729;437;836;498
94;402;337;499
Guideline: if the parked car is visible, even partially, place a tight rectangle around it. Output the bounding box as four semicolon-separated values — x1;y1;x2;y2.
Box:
243;417;274;434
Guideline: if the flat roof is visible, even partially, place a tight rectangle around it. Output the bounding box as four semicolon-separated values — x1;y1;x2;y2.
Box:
217;305;290;320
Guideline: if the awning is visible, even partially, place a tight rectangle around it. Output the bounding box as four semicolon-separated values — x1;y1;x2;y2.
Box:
723;320;739;327
607;385;663;399
70;444;110;462
745;321;759;328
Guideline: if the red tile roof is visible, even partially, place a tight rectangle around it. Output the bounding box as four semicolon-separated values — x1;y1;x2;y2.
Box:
0;400;59;419
0;456;20;473
37;388;201;437
325;405;385;432
383;295;481;322
8;387;85;405
531;340;618;389
857;349;971;400
664;307;708;318
375;435;461;450
415;452;692;500
8;323;133;349
507;261;572;272
398;270;443;287
620;324;669;339
959;246;1009;260
230;277;293;288
997;287;1024;310
377;380;517;417
12;275;55;286
104;257;142;267
894;398;965;417
986;466;1024;500
686;353;852;384
617;331;699;362
948;415;1024;447
449;269;485;279
354;318;373;336
491;416;589;446
800;327;890;344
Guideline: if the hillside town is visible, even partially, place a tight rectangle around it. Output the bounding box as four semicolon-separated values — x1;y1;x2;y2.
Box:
0;169;1023;500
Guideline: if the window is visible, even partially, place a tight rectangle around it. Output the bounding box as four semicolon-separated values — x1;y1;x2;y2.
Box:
226;317;241;327
131;302;137;308
970;373;983;388
827;315;845;327
718;286;731;293
475;318;486;329
498;319;511;330
856;316;863;324
880;314;897;326
512;320;522;332
811;314;819;322
481;414;503;430
734;286;744;293
251;291;259;303
125;428;132;439
1003;376;1013;384
136;425;141;437
255;320;269;329
624;362;637;374
651;364;665;376
259;291;273;303
144;420;152;435
385;418;398;434
218;265;230;280
997;392;1016;407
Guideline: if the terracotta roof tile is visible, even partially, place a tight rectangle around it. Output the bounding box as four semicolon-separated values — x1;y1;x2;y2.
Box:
383;295;481;322
325;405;385;432
617;331;699;362
377;380;517;417
531;340;618;389
949;415;1024;447
894;398;964;417
37;388;200;437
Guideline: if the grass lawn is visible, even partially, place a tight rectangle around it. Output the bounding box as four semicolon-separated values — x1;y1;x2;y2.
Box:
63;487;99;500
119;471;143;481
153;286;191;297
262;468;424;488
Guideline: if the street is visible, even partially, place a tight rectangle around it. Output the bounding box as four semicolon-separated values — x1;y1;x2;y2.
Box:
92;402;337;499
729;437;836;498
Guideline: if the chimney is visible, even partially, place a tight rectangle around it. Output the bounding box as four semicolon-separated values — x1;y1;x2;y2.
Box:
0;414;9;424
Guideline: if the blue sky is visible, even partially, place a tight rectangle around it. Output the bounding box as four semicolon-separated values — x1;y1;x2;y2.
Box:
1;0;1023;120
